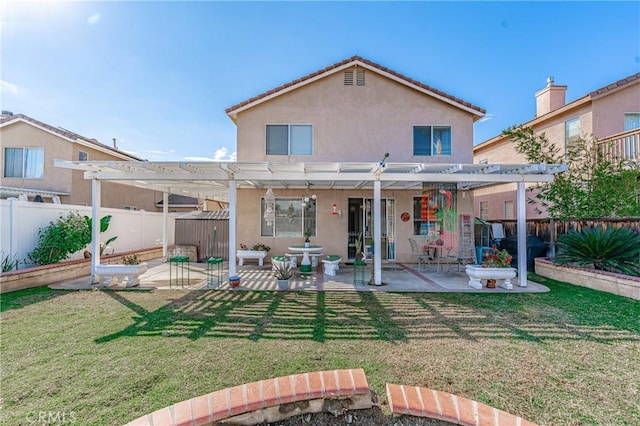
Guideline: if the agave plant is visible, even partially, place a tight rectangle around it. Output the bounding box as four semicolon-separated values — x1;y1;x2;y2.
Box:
273;262;294;280
554;226;640;276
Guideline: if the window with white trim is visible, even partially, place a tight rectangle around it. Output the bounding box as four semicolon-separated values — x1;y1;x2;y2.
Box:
565;117;580;150
261;197;316;237
624;113;640;131
3;147;44;178
266;124;313;155
413;126;452;156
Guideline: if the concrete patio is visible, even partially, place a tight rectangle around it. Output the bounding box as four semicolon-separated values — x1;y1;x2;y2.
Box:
50;258;549;293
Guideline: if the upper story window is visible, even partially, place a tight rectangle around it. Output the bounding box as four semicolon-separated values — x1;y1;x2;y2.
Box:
565;117;580;150
3;147;44;179
344;69;365;86
78;150;88;161
504;201;514;219
624;113;640;131
413;126;452;156
479;201;489;220
266;124;313;155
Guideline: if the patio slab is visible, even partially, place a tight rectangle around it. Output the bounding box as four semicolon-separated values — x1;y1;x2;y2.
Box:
49;258;549;293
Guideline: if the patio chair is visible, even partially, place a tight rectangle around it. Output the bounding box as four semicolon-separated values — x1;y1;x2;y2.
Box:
408;238;434;271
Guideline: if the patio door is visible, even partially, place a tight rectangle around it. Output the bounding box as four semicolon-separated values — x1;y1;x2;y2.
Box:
347;198;395;261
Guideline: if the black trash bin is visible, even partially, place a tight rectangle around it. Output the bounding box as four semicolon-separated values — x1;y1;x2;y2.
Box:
500;235;546;271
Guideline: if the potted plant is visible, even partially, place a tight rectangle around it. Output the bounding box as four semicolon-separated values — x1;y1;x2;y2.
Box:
237;242;271;266
273;262;294;290
303;229;312;248
465;247;516;289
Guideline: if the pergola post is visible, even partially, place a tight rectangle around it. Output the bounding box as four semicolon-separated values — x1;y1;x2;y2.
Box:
162;192;168;261
91;178;101;284
516;181;527;286
228;179;237;278
373;180;382;285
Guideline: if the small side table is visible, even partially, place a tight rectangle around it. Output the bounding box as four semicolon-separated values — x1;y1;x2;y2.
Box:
353;260;366;285
206;257;223;288
169;255;190;288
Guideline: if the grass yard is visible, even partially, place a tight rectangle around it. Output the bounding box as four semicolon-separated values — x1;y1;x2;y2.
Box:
1;274;639;425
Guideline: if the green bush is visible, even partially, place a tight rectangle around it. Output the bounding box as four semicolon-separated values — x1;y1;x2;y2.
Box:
554;226;640;276
27;213;116;266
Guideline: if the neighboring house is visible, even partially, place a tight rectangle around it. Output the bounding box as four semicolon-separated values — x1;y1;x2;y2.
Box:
0;112;191;212
225;55;486;263
473;73;640;220
154;194;228;213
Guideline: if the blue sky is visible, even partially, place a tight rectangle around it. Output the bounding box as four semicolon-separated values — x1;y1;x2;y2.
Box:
2;1;639;161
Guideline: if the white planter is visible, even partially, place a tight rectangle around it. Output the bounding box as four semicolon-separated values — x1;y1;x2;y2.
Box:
276;279;291;290
236;250;267;266
465;265;517;290
95;263;148;287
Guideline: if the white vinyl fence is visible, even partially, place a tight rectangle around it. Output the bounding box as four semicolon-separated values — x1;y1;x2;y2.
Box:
0;199;176;269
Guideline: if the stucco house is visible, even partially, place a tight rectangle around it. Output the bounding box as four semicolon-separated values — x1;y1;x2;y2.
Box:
58;55;564;286
225;55;488;264
0;112;185;211
473;73;640;220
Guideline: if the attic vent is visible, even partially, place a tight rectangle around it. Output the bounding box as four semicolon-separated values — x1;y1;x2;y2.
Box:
344;70;354;86
356;69;365;86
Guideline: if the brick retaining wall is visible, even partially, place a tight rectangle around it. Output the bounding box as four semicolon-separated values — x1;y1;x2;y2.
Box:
125;368;537;426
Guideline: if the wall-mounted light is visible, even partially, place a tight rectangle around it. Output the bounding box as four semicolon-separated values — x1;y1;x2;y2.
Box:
263;188;275;226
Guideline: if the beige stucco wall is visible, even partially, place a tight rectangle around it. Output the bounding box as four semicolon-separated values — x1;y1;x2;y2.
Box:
235;68;476;163
237;188;474;264
1;121;161;211
591;82;640;137
1;121;73;194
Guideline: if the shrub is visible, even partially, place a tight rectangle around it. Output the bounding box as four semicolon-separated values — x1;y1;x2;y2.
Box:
554;226;640;276
28;212;90;265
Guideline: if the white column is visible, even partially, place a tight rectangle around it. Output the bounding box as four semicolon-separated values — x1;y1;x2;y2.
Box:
228;179;237;277
9;198;19;263
373;180;382;285
162;192;168;261
516;181;527;286
91;178;101;284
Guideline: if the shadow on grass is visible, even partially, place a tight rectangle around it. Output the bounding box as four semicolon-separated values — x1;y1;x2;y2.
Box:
0;286;68;313
95;275;640;344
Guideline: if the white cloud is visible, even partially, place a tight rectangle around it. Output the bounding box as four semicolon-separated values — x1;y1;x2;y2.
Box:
0;80;20;94
184;156;216;162
477;113;494;124
212;147;236;161
87;13;101;25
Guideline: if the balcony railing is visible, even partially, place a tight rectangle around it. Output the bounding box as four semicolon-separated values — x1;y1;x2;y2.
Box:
597;128;640;163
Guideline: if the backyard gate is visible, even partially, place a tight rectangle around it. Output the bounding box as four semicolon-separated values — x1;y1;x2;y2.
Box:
174;210;229;261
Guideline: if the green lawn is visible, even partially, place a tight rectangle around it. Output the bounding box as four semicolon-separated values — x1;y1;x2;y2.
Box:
1;275;639;425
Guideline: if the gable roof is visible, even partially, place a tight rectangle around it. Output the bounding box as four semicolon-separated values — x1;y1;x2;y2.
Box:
225;55;486;122
475;72;640;151
0;113;145;161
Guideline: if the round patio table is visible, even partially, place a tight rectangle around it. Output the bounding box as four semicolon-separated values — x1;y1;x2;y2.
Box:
287;245;323;273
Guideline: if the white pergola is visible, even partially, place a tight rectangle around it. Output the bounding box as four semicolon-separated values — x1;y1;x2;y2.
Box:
55;160;567;286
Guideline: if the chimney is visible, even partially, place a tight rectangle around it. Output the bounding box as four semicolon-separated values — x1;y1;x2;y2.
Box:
112;138;118;149
535;76;567;117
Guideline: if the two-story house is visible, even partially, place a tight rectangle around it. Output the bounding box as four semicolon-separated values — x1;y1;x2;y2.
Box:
473;73;640;220
0;112;196;212
225;55;487;264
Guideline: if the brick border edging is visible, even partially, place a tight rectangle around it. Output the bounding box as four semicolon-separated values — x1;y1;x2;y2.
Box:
125;369;538;426
387;383;537;426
